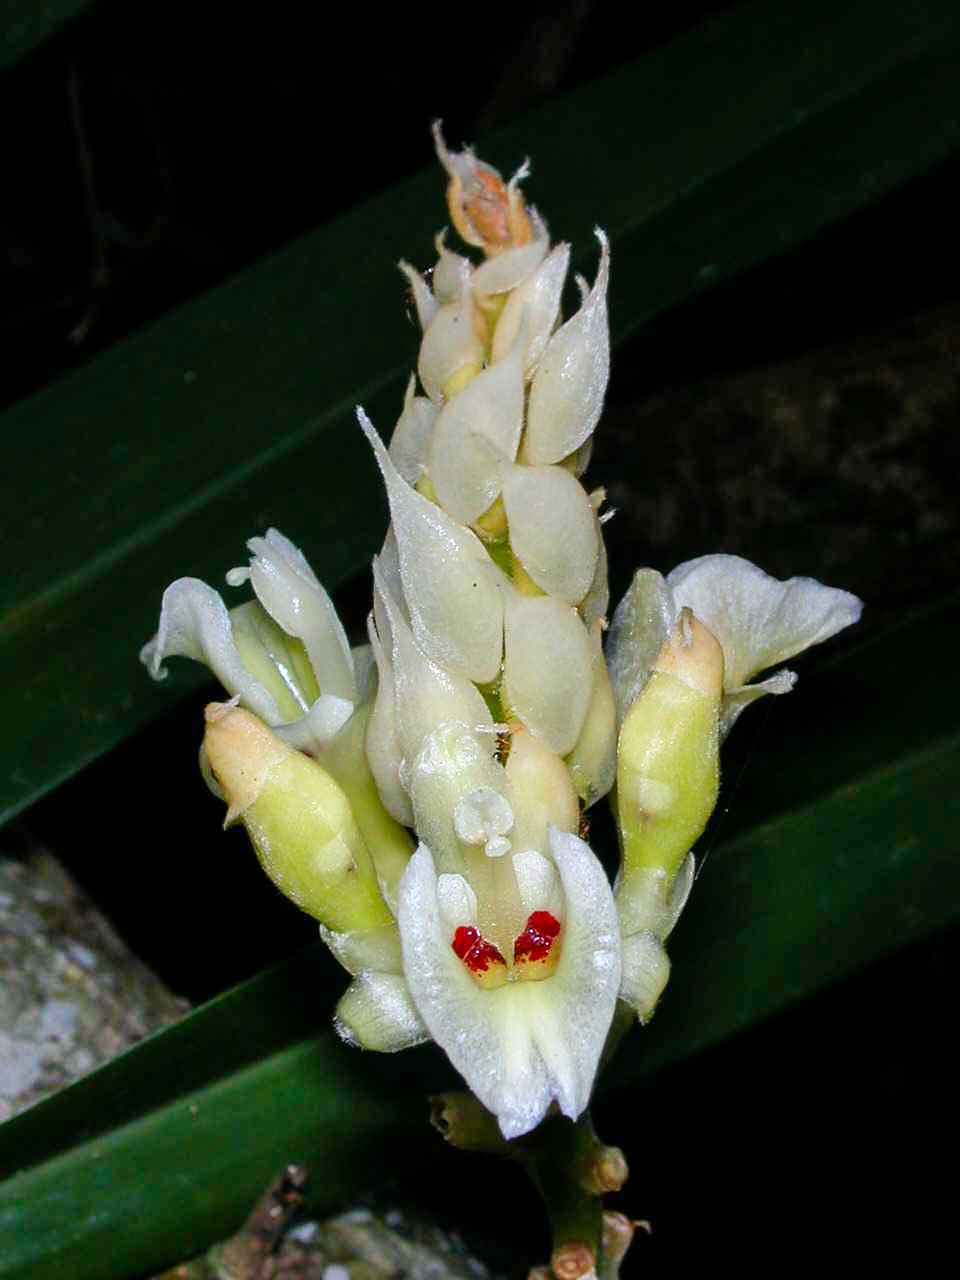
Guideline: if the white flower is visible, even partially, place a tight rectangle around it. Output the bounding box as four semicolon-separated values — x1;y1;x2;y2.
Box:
396;830;621;1140
141;528;359;753
608;553;863;736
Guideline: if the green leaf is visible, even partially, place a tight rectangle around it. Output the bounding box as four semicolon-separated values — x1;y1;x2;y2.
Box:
0;0;92;75
2;597;957;1278
4;0;960;826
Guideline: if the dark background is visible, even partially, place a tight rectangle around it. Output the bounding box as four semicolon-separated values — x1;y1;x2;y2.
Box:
4;0;955;1271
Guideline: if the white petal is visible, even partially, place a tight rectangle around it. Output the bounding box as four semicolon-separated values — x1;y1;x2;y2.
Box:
389;375;438;486
503;593;593;754
319;921;404;976
276;693;355;753
351;643;376;703
719;670;797;736
606;569;678;722
429;326;526;523
491;243;570;377
398;260;437;332
397;844;551;1137
512;849;563;917
534;827;621;1123
140;577;281;723
436;872;478;930
667;554;863;691
360;408;504;683
240;529;355;703
334;971;429;1052
579;532;609;631
472;235;549;297
565;620;617;807
502;464;599;604
418;285;484;404
431;231;474;304
372;557;492;761
618;930;670;1023
365;607;413;827
523;230;610;464
398;837;619;1138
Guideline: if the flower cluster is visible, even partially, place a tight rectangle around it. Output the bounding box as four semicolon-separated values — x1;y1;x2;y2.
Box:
142;128;862;1140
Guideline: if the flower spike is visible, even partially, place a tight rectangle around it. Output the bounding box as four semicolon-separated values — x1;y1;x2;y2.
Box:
142;128;863;1153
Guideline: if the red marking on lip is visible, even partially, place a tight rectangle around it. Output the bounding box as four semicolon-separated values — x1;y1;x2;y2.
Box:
452;925;506;974
513;911;562;964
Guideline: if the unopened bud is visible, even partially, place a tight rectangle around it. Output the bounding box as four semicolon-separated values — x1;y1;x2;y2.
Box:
615;613;722;935
505;725;579;856
551;1242;595;1280
434;122;534;254
203;703;391;933
600;1212;637;1278
576;1140;629;1195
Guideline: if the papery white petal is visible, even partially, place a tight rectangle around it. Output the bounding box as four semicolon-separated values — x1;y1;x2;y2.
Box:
473;234;549;297
429;324;526;523
360;408;504;683
141;578;281;723
431;231;474;303
319;921;404;976
512;849;563;917
502;463;599;604
579;533;609;631
618;930;670;1023
240;529;355;703
607;568;678;722
615;852;696;940
376;527;407;622
389;375;438;486
397;835;620;1138
418;285;484;404
565;620;617;807
437;872;478;929
523;230;610;465
398;260;437;331
276;693;355;753
351;643;375;703
536;828;620;1122
492;243;570;377
372;558;492;760
335;971;429;1052
719;670;797;736
365;608;413;826
503;593;593;755
667;554;863;690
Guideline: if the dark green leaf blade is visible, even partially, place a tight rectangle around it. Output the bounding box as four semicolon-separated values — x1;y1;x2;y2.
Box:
0;0;92;75
4;0;960;826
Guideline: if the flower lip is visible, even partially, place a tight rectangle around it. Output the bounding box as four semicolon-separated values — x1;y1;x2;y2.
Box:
397;828;621;1139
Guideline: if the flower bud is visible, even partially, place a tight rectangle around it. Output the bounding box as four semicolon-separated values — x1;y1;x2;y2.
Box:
433;121;534;254
203;703;391;933
615;612;723;938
